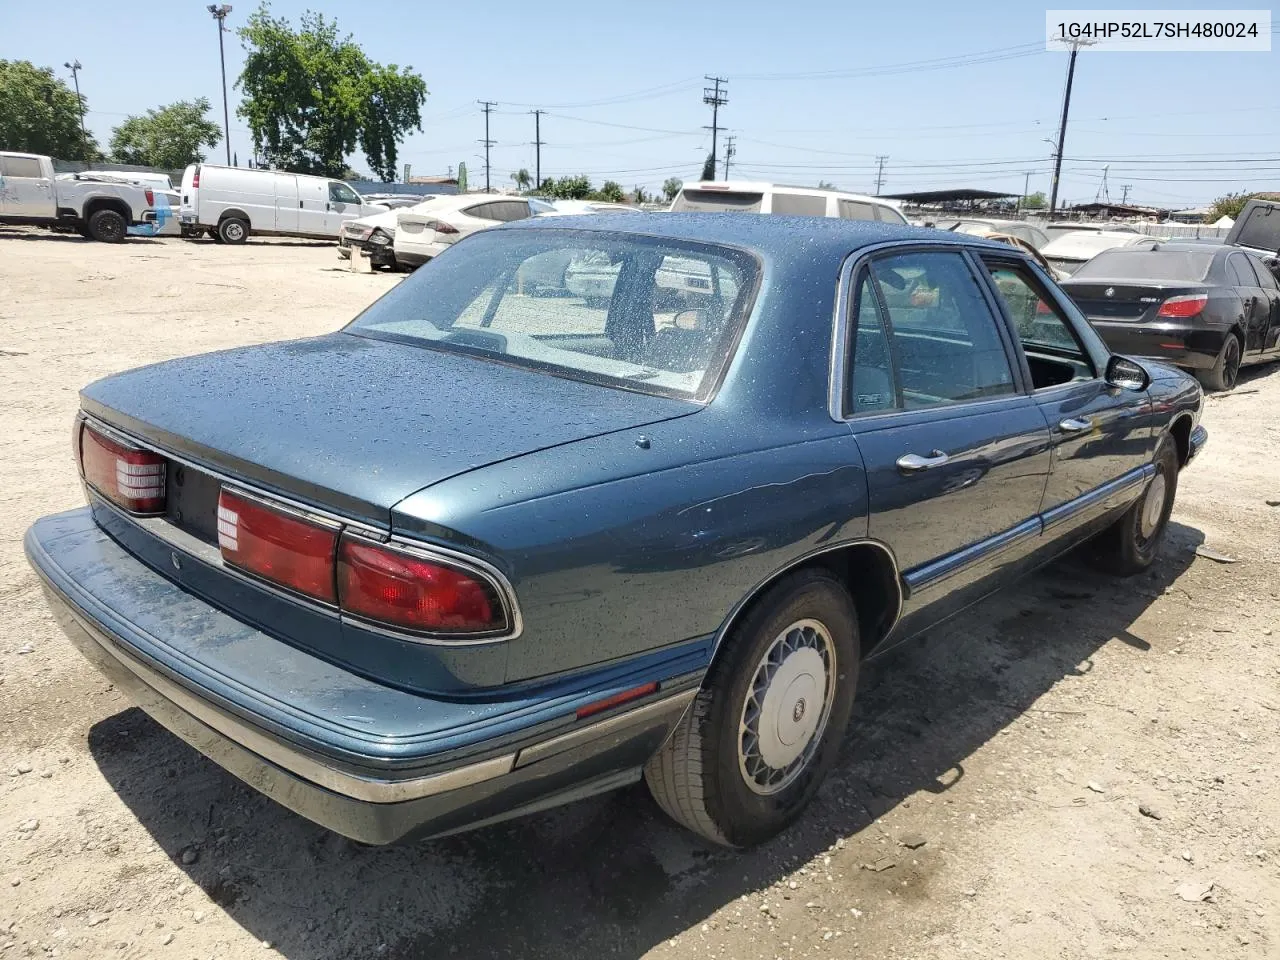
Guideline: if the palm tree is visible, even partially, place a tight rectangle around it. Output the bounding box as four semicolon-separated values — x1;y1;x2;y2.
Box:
511;168;533;193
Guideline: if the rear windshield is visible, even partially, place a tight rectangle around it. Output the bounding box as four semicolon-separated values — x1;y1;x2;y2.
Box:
1073;249;1215;281
347;229;758;399
671;190;764;213
1231;203;1280;253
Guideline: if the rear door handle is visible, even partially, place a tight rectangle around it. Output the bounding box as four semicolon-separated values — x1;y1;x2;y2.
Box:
896;450;950;473
1058;417;1092;434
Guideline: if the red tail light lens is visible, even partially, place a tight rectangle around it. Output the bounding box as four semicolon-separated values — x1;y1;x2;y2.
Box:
1156;294;1207;318
79;422;167;514
145;188;154;207
192;169;200;189
217;489;338;603
433;221;459;234
337;536;506;634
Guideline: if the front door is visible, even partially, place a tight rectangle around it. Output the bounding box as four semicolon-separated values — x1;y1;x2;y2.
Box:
979;255;1157;541
843;249;1052;642
325;181;365;234
296;178;329;236
1242;253;1280;355
0;155;55;218
1227;252;1271;356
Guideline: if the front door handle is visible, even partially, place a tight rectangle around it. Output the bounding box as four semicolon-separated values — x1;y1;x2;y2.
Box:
1058;417;1092;434
896;450;950;473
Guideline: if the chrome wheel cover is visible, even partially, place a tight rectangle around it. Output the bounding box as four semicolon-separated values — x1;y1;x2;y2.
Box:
738;619;837;796
1140;472;1168;540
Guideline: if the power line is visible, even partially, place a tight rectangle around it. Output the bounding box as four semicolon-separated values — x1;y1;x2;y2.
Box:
702;76;728;181
478;100;496;193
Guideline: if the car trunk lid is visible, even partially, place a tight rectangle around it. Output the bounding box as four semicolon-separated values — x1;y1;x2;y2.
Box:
80;332;699;525
1060;281;1208;322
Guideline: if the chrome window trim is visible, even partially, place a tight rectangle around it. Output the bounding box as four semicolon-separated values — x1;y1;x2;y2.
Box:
828;238;1035;424
79;412;525;645
338;530;524;646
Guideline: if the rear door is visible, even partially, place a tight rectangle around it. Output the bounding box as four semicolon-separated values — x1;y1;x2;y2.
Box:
979;254;1156;541
1227;252;1271;355
296;177;329;235
842;248;1051;640
0;155;56;218
273;174;299;232
1244;254;1280;354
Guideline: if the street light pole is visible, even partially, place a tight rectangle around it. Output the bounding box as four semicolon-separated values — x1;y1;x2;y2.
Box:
208;4;234;165
64;60;87;158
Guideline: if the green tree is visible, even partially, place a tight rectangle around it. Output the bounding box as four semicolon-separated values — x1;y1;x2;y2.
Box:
236;6;427;181
541;174;593;200
817;180;837;190
662;177;683;202
1204;190;1280;223
595;180;625;203
511;168;533;193
1021;191;1047;210
700;153;716;181
0;60;99;159
109;98;222;169
633;185;648;204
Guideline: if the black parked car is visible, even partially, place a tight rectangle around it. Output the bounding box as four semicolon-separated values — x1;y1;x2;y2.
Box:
1061;244;1280;391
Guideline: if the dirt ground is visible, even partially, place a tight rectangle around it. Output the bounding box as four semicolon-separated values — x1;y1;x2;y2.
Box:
1;228;1277;960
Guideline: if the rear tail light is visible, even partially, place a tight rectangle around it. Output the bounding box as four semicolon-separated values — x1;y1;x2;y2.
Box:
337;536;507;634
433;221;459;234
192;168;200;189
1156;293;1207;318
217;489;339;603
79;422;166;514
145;188;154;207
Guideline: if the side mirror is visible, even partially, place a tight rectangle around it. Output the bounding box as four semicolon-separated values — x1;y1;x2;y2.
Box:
1105;355;1150;391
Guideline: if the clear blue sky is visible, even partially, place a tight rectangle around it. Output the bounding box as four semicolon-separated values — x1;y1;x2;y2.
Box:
4;0;1276;207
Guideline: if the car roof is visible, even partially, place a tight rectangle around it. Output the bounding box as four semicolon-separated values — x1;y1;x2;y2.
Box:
499;211;984;261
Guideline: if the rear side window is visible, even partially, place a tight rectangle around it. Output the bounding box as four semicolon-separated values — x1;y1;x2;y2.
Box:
873;204;906;224
1;156;43;178
772;193;828;217
863;251;1016;410
1248;254;1278;289
1227;253;1259;287
492;201;531;222
848;273;897;413
839;199;876;221
671;190;763;213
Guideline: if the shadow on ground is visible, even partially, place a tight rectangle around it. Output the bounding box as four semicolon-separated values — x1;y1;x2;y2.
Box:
88;523;1203;960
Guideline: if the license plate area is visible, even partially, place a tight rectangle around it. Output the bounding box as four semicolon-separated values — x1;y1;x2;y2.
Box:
165;464;222;546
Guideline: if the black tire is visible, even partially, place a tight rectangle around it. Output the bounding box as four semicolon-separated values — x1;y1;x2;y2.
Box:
86;209;127;243
1092;435;1179;576
1197;334;1241;392
217;217;249;245
644;569;860;847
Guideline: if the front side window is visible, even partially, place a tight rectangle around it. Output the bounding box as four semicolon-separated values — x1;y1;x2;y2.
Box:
864;251;1015;409
348;229;757;399
329;182;362;204
1227;253;1259;287
847;273;896;413
984;262;1095;388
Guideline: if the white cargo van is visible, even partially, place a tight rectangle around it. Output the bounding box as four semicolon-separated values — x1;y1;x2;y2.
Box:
178;164;381;243
670;181;907;224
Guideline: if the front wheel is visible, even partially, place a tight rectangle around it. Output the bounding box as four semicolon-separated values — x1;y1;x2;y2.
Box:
1197;334;1241;392
1092;436;1179;576
644;569;859;847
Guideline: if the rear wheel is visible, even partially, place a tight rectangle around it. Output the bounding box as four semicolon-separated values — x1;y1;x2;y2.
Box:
644;569;859;847
1197;334;1241;392
218;217;249;244
1092;435;1178;576
86;209;127;243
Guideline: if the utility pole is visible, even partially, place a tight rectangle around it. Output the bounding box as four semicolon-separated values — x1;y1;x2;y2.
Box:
531;109;544;189
63;61;87;158
702;76;728;180
1048;39;1091;215
207;5;234;165
723;135;736;179
478;100;496;193
1121;183;1132;204
1020;171;1033;211
873;155;889;196
1094;164;1111;203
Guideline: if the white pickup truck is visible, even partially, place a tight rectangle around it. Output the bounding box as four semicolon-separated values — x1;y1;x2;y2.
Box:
0;152;157;242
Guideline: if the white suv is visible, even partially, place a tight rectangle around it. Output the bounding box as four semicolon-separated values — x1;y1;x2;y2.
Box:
670;181;907;224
